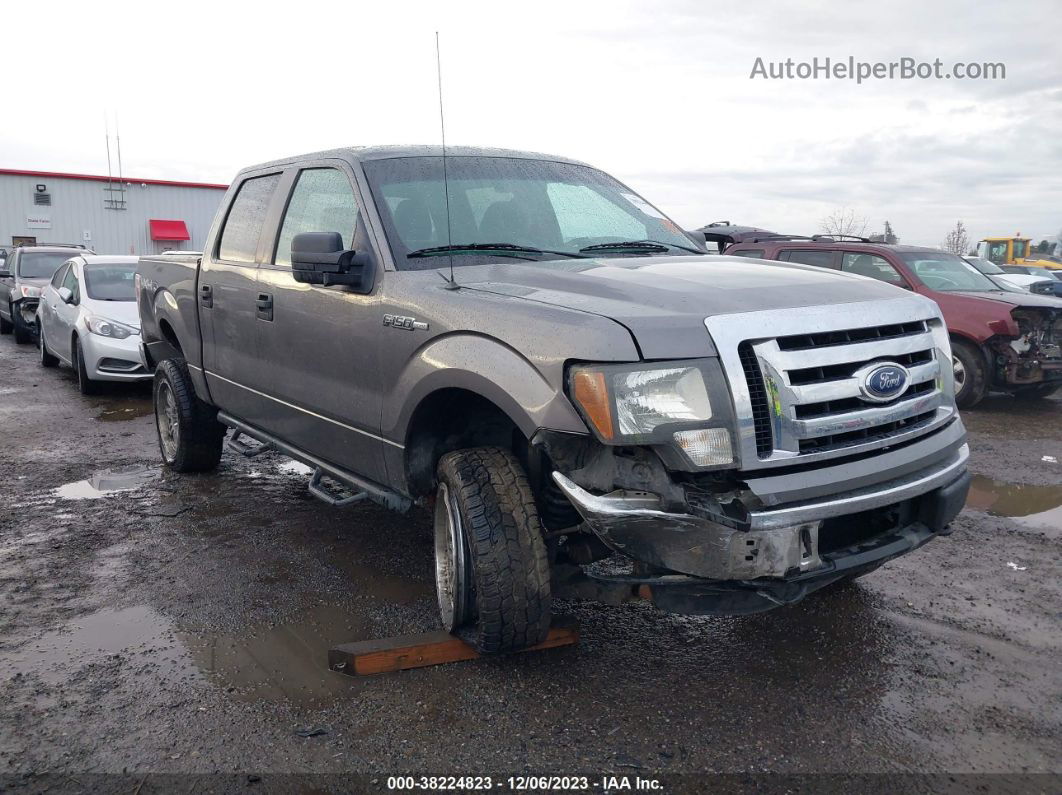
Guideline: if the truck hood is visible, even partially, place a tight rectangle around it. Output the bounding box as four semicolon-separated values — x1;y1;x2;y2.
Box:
951;290;1062;309
452;255;917;358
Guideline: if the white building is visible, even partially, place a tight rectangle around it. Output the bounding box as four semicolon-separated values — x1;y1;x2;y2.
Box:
0;168;228;255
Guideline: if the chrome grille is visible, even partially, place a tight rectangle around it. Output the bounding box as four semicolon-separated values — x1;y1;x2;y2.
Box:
739;341;774;457
745;320;942;459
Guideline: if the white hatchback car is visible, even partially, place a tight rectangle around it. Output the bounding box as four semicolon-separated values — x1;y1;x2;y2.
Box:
36;255;150;394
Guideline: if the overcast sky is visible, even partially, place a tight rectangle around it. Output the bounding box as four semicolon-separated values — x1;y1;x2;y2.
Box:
4;0;1060;247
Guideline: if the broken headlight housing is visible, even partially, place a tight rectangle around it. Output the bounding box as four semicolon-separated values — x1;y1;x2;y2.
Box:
567;359;737;468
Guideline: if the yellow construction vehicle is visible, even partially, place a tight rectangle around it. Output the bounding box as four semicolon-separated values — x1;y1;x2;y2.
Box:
977;234;1062;271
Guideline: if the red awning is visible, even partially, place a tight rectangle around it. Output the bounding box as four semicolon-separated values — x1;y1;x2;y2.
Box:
149;219;190;241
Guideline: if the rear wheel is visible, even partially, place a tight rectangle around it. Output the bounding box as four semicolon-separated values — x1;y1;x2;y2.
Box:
434;447;551;653
951;339;987;409
37;323;58;368
73;337;101;395
153;358;225;472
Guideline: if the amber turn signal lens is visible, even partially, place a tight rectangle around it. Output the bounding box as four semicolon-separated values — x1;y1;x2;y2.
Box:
571;370;614;441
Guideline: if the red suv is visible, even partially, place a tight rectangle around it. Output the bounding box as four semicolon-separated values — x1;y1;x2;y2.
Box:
724;238;1062;408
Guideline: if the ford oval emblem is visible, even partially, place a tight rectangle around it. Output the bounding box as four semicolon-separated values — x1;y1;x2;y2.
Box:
862;363;909;402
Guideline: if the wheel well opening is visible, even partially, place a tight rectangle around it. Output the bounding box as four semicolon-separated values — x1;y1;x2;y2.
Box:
405;388;525;498
158;319;182;354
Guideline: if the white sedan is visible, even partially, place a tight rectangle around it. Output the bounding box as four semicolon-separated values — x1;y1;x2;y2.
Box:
35;254;150;394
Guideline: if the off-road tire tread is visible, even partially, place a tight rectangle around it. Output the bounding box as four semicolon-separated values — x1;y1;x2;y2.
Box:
437;447;551;653
155;357;225;472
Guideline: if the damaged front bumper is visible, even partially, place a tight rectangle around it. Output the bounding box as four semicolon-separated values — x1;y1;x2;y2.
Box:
553;443;969;581
551;440;970;614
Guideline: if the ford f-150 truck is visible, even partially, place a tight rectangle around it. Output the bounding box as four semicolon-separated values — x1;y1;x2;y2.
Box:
137;146;971;653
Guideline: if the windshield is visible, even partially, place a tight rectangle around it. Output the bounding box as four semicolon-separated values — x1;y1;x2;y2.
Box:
900;252;1001;292
18;252;74;280
84;262;136;301
964;256;1005;275
363;156;696;270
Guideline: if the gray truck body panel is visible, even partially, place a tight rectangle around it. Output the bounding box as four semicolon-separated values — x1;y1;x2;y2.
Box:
137;146;969;603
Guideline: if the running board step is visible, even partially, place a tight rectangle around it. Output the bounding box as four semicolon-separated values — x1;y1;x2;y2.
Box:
308;467;369;507
227;431;273;457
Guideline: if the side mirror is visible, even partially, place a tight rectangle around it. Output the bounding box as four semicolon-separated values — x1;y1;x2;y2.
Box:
57;287;74;303
291;232;372;290
0;270;11;279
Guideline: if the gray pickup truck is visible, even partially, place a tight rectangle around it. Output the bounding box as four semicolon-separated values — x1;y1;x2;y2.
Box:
136;146;971;653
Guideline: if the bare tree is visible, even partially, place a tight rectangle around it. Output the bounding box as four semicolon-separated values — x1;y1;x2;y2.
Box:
819;207;869;239
942;220;969;255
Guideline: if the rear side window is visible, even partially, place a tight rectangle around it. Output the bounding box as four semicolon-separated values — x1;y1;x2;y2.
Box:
730;249;765;259
274;169;359;267
841;253;907;286
218;174;281;263
783;249;838;268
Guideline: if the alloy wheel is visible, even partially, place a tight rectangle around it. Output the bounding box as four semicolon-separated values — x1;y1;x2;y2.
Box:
433;481;470;632
952;355;967;394
156;381;180;461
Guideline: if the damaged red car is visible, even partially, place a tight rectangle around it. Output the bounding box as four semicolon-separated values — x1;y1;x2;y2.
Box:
722;240;1062;408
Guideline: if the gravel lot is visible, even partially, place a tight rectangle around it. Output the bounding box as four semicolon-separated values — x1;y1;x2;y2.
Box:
0;333;1059;790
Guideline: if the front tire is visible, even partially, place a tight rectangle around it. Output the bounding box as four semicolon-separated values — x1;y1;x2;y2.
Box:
73;337;100;395
434;447;552;654
153;358;225;472
0;305;12;334
12;308;33;344
38;323;58;368
951;339;987;409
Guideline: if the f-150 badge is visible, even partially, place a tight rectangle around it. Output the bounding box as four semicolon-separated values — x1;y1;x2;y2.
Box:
383;314;428;331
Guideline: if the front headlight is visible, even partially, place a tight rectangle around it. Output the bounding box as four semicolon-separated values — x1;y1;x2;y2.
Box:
19;285;42;299
86;316;137;340
568;360;735;467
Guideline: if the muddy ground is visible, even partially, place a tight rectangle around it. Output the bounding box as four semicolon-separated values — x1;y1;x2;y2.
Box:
0;334;1059;790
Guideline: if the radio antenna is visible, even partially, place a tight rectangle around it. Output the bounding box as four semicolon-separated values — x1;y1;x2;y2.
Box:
104;113;114;197
115;112;125;187
436;31;458;288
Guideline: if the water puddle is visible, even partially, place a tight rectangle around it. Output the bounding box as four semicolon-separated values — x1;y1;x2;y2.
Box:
1;605;190;687
54;465;157;500
965;475;1062;532
3;602;388;706
181;604;371;705
277;460;314;476
96;399;153;422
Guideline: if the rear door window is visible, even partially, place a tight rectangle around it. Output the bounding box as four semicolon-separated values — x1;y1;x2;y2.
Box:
729;249;765;259
782;249;839;268
273;169;359;267
218;174;281;263
841;253;908;286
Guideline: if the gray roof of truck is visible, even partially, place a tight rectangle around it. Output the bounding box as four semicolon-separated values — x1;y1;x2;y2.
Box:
242;145;590;174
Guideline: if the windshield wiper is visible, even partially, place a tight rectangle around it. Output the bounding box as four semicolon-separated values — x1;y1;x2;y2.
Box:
407;243;588;260
579;239;706;255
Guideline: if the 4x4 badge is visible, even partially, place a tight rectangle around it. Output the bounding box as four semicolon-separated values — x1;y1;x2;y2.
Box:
383;314;428;331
